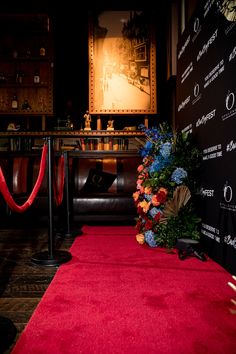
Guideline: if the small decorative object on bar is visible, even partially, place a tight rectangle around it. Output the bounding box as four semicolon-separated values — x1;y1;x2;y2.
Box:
83;110;92;131
107;119;114;130
7;122;20;131
133;122;202;250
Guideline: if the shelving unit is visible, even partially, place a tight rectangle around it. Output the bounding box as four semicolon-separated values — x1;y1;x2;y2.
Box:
0;13;54;130
0;130;145;153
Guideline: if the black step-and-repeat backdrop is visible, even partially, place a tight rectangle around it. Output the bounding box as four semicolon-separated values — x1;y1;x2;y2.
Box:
176;0;236;274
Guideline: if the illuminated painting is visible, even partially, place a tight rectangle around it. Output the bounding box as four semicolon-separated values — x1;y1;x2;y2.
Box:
89;11;157;114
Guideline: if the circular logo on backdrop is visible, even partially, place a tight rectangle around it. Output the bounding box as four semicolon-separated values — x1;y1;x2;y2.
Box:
224;183;233;203
193;17;200;32
226;91;235;110
194;83;200;97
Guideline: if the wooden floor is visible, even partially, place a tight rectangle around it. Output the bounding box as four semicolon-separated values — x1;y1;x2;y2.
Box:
0;222;76;353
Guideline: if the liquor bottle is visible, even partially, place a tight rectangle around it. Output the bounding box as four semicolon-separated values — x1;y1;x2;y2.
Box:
11;94;18;109
26;48;31;57
21;99;31;110
34;70;40;84
15;71;24;84
0;72;6;83
39;45;46;56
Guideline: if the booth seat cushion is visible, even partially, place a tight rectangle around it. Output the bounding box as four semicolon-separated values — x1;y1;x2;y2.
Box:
73;193;136;215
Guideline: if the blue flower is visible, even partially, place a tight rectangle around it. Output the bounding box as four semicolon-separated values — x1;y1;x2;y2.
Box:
171;167;188;184
144;193;152;202
149;157;161;173
149;155;171;173
144;230;158;247
149;207;161;218
140;141;153;157
160;142;172;158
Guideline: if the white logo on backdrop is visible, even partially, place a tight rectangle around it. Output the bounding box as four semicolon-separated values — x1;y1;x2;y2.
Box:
204;59;224;88
202;143;222;160
225;21;236;35
181;62;193;83
226;91;235;111
224;183;233;203
196;108;216;127
226;140;236;152
194;83;200;97
197;29;218;62
181;124;192;135
192;83;202;105
229;46;236;62
178;35;190;60
224;235;236;250
204;0;215;18
222;91;236;121
178;95;191;112
201;223;220;243
200;188;214;197
192;17;202;42
220;182;236;211
194;17;200;33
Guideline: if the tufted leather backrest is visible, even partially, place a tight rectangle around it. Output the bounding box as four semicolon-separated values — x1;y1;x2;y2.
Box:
72;155;141;195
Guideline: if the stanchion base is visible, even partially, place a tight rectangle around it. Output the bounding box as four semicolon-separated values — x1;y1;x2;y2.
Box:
31;250;72;267
56;228;83;239
64;228;83;238
0;316;17;352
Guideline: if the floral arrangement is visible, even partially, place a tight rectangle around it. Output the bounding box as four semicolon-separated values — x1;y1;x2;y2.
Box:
133;122;202;249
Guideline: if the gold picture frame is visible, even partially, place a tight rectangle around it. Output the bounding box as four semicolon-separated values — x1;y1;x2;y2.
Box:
89;11;157;115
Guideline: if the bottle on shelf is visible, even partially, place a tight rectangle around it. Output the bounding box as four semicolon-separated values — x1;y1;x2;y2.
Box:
26;48;31;57
12;50;18;59
21;99;31;111
11;94;18;109
39;44;46;57
0;72;6;83
15;71;24;84
33;70;40;84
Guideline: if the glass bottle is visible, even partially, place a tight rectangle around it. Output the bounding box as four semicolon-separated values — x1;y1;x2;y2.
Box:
11;94;18;109
40;45;46;57
34;70;40;84
16;71;24;84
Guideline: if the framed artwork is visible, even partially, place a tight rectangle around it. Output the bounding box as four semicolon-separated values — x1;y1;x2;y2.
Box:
88;11;157;115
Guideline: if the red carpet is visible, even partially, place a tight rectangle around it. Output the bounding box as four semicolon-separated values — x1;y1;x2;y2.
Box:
11;226;236;354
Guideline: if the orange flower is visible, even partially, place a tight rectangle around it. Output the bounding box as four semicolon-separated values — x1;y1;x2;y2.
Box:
151;195;160;206
144;186;152;194
133;191;140;201
139;200;151;213
136;233;145;244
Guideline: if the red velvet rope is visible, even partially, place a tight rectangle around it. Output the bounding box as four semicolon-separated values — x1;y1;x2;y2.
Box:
53;155;65;206
0;144;48;213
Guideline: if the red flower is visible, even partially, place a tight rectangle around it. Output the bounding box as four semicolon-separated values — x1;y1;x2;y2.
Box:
145;219;153;230
156;191;167;203
154;212;161;222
